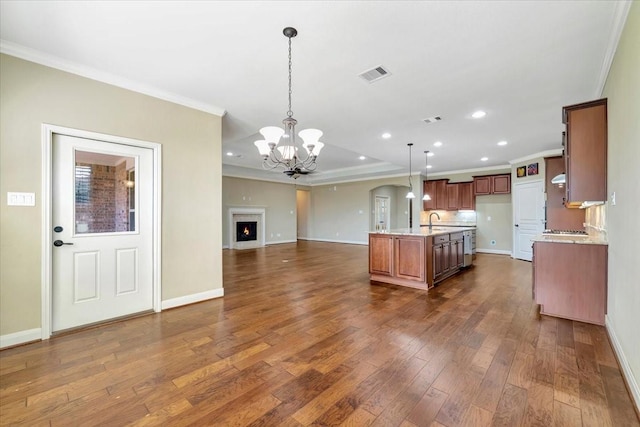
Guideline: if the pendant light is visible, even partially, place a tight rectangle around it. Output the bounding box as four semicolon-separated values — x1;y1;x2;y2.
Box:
422;150;432;201
406;143;416;199
254;27;324;178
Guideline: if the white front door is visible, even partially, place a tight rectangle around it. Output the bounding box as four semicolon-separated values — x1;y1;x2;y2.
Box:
52;134;154;332
513;180;545;261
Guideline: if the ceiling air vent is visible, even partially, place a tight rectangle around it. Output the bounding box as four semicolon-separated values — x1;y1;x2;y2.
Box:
358;65;391;83
422;116;442;124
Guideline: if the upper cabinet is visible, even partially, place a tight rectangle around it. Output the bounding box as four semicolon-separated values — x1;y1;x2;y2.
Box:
545;156;584;230
473;174;511;195
458;182;475;210
563;98;607;206
423;179;448;210
423;180;475;211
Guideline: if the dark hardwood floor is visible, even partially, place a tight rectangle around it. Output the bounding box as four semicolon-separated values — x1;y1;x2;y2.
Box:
1;241;638;426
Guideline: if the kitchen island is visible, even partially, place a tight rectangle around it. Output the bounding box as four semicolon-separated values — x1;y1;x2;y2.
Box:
369;227;475;290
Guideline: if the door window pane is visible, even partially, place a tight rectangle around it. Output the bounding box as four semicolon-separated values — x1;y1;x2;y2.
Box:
75;151;136;234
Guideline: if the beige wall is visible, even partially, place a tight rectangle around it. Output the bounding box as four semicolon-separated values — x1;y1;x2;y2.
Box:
602;2;640;404
0;54;223;336
222;176;297;246
475;194;513;253
309;176;415;243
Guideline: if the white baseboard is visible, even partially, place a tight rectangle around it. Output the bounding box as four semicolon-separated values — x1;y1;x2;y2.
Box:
606;315;640;412
266;239;297;245
476;249;512;256
299;237;368;246
0;328;42;349
161;288;224;310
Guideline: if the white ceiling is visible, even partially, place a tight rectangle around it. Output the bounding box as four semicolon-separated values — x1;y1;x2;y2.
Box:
0;1;631;185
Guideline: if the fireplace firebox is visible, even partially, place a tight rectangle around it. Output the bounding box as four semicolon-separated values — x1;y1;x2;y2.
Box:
236;221;258;242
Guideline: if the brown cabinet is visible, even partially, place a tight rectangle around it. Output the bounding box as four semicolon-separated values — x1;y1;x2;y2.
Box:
544;156;584;230
423;180;475;211
458;182;475;210
394;235;426;282
422;180;437;210
450;232;464;268
432;234;450;282
446;183;459;210
369;234;393;276
369;234;426;288
533;241;607;325
435;180;448;210
473;174;511;195
369;231;470;290
422;179;451;211
563;98;607;206
432;233;464;283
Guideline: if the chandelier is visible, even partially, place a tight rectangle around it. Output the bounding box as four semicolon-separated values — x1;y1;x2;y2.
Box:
254;27;324;178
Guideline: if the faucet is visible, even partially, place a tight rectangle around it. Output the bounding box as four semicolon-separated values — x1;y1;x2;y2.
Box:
428;212;441;229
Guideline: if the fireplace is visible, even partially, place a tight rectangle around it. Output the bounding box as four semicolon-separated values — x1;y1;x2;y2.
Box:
228;207;265;249
236;221;257;242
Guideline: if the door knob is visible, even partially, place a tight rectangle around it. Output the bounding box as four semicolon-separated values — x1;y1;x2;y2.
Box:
53;240;73;247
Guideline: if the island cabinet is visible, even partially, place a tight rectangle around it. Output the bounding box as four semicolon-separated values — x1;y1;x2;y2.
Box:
432;232;464;282
533;241;607;325
563;98;607;206
369;231;468;290
369;234;427;290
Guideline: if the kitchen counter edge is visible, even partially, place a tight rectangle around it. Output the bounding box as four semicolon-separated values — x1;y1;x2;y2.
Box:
369;226;476;237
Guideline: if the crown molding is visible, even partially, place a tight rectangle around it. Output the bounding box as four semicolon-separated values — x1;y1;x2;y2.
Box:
509;149;562;165
0;40;227;117
596;1;633;97
427;164;511;178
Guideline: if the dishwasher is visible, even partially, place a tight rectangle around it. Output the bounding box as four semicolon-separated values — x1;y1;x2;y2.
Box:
463;230;473;267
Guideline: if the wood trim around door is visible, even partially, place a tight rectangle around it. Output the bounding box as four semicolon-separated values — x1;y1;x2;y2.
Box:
41;124;162;340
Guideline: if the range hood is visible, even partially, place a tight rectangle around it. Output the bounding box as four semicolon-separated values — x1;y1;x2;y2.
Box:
551;173;566;185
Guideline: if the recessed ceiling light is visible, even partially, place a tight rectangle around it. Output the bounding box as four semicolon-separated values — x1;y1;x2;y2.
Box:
497;140;508;146
433;141;443;147
427;152;434;157
382;132;391;139
472;110;487;119
226;152;234;156
426;165;433;169
480;157;488;161
359;156;366;160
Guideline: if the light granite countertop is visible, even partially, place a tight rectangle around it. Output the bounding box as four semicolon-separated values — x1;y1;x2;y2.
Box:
531;234;608;245
370;226;476;237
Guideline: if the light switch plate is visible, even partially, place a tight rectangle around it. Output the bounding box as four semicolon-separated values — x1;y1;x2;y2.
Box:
7;192;36;206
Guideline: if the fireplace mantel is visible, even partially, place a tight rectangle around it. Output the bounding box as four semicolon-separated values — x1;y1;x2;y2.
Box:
228;207;266;249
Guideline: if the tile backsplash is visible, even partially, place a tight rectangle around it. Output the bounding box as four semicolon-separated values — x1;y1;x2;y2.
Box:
420;210;477;225
585;203;607;242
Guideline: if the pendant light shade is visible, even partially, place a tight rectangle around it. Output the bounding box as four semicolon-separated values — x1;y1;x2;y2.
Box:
406;143;415;199
423;150;432;201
